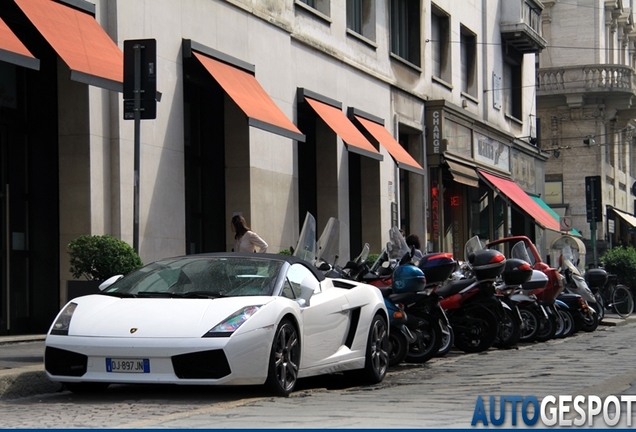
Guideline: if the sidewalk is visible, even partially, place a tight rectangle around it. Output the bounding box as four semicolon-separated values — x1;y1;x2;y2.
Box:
0;334;62;399
0;314;633;400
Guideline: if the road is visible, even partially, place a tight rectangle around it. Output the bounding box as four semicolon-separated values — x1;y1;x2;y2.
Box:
1;321;636;429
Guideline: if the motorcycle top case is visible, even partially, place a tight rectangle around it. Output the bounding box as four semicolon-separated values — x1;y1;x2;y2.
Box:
521;270;549;291
418;252;456;284
584;268;608;288
469;249;506;280
501;258;533;286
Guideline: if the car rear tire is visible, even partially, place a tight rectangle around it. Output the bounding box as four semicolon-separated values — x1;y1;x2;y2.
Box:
265;319;300;397
360;314;389;384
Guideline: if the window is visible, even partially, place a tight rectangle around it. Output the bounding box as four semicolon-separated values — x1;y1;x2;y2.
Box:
431;6;450;83
347;0;375;41
460;26;476;96
607;121;616;167
503;49;522;120
390;0;421;66
297;0;330;17
286;263;320;294
631;139;636;178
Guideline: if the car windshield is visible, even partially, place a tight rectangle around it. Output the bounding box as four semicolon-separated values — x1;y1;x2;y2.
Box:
102;256;284;297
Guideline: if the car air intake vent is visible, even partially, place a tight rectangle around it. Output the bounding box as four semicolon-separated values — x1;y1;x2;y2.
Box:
172;349;231;379
45;346;87;377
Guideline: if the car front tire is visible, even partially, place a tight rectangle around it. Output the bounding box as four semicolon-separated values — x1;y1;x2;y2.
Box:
265;318;300;397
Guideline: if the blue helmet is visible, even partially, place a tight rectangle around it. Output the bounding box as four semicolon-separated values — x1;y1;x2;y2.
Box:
393;264;426;294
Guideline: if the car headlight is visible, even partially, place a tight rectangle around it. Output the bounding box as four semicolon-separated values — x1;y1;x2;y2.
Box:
50;302;78;335
203;305;262;338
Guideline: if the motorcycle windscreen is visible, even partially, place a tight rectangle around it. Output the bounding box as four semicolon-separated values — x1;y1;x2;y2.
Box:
294;212;317;264
316;217;350;269
511;241;534;266
464;235;484;261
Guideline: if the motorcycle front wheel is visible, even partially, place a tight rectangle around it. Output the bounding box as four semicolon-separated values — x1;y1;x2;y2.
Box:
405;317;441;363
518;307;540;343
557;308;575;338
582;309;599;332
535;313;556;342
493;307;521;348
388;328;408;367
452;306;498;353
436;319;454;357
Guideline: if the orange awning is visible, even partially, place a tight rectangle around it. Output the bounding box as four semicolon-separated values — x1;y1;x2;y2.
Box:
305;97;382;160
192;52;305;142
0;16;39;70
478;169;561;231
14;0;123;91
354;115;424;174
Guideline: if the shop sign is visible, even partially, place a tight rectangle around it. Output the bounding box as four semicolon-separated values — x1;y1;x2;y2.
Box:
474;132;509;171
427;110;447;156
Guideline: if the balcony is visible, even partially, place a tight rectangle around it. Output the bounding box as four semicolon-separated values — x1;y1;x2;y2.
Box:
500;0;547;53
537;64;636;95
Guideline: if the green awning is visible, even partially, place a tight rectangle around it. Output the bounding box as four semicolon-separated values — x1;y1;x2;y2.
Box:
531;196;582;236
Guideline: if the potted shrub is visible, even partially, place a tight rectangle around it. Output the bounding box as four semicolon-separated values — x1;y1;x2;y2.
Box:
67;234;143;300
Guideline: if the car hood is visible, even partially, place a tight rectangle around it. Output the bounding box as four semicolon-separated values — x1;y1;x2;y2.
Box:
66;295;274;338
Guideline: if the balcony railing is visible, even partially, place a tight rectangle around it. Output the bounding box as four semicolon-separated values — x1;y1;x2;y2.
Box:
500;0;547;53
537;64;636;95
522;1;541;35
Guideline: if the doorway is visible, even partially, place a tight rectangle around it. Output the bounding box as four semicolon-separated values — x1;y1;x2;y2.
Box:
0;61;59;335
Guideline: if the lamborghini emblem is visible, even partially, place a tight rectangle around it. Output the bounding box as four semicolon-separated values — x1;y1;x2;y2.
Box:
130;328;138;334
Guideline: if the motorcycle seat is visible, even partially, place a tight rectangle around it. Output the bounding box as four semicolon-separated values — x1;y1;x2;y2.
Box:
437;278;476;298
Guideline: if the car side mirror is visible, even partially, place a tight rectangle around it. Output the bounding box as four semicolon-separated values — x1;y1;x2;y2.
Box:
98;275;124;291
297;275;318;307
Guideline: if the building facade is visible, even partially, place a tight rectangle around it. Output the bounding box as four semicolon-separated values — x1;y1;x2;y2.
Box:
538;0;636;264
0;0;551;335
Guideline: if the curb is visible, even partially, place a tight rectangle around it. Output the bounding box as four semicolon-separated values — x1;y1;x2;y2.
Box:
0;365;62;400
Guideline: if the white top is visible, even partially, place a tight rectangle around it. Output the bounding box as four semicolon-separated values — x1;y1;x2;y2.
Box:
234;230;268;253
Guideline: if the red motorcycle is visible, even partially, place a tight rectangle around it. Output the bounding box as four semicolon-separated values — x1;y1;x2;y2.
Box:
486;236;587;339
436;236;507;353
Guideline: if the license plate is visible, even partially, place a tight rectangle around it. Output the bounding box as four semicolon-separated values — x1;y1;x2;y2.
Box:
106;358;150;373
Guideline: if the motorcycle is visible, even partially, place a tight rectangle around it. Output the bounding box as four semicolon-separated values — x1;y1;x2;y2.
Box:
436;236;506;353
487;236;574;342
557;246;599;332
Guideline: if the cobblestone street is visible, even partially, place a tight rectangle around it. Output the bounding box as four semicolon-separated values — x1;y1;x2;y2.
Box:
1;320;635;428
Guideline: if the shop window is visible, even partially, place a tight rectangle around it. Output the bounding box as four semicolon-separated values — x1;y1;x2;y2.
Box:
390;0;421;66
347;0;376;41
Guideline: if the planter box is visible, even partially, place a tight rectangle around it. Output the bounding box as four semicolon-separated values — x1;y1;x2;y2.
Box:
66;280;102;301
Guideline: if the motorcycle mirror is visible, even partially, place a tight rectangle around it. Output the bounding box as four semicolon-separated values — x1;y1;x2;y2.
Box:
344;260;357;269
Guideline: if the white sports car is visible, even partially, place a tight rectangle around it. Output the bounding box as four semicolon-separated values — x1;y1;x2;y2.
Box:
45;253;389;396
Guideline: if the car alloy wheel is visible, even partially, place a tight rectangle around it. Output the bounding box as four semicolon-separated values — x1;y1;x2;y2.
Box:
266;319;300;397
363;314;389;383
